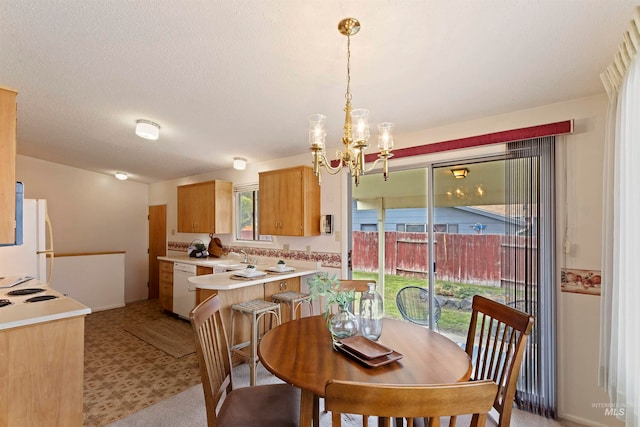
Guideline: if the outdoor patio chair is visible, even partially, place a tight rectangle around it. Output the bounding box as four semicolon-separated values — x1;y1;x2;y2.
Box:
395;286;442;331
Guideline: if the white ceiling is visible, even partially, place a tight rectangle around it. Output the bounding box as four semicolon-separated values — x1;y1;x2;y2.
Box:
1;1;636;184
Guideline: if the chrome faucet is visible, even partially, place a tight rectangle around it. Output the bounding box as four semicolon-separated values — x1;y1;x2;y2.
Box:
240;250;249;263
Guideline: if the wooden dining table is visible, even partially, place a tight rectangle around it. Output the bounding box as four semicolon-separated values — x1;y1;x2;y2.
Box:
258;315;473;427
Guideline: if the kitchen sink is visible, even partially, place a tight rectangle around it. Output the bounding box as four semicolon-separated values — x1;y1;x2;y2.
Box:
196;259;245;271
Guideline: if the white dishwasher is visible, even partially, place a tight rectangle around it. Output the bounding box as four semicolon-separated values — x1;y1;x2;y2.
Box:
173;262;197;320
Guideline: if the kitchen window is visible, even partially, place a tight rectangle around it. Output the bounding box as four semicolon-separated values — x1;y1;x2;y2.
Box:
234;185;272;242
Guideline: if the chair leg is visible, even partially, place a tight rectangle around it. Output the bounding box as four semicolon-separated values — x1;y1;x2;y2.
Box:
313;395;320;427
250;311;258;386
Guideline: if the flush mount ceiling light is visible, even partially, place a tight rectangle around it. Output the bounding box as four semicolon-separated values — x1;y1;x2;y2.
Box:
114;172;128;180
451;168;469;179
233;157;247;170
308;18;395;187
135;119;160;140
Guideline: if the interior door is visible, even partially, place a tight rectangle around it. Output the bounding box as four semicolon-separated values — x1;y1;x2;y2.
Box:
148;204;167;299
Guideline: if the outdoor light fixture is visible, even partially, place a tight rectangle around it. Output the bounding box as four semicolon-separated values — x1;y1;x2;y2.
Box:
135;119;160;140
114;172;128;181
451;168;469;179
233;157;247;170
308;18;395;187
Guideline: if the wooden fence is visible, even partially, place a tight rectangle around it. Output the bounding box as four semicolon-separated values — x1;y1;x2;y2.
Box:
352;231;535;287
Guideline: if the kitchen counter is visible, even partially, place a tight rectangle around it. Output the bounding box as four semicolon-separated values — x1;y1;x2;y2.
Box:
0;278;91;331
1;277;90;426
158;254;244;268
188;264;320;290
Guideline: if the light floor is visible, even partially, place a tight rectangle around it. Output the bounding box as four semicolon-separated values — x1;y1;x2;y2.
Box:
84;299;584;427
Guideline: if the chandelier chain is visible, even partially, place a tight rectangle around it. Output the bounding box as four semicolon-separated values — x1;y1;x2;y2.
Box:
345;34;352;103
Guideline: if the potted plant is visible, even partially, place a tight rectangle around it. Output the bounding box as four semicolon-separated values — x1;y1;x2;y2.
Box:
307;273;358;340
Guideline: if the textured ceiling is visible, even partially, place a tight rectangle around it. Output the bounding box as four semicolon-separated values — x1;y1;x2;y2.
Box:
1;1;636;183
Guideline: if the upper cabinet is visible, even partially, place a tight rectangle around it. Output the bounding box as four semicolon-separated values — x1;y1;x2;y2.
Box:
259;166;320;236
177;180;232;234
0;87;17;245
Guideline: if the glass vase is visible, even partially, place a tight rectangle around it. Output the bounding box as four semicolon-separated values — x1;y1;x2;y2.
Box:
359;282;383;340
328;305;359;342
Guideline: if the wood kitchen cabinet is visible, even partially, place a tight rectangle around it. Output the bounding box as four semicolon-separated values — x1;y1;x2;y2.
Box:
0;316;86;426
158;261;173;312
177;180;232;234
0;87;17;245
259;166;320;236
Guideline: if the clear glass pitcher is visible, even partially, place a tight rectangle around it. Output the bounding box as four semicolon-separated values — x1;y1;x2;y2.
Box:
359;282;383;340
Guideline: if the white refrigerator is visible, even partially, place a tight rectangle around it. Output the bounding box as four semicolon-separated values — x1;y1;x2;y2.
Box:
0;199;54;285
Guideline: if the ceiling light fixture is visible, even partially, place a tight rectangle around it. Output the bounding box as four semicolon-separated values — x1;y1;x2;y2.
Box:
451;168;469;179
114;172;128;180
308;18;395;187
135;119;160;140
233;157;247;171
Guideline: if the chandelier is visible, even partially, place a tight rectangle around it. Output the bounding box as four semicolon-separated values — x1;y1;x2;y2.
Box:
308;18;395;187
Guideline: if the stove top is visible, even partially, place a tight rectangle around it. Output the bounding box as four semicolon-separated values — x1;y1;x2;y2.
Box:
0;282;62;309
25;295;59;303
6;288;46;296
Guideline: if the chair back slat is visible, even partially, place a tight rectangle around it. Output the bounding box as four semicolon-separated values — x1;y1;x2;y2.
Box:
465;295;534;427
325;380;497;427
190;295;234;426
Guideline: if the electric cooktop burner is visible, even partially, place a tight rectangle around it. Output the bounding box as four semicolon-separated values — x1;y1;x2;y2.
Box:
0;299;12;308
6;288;46;296
25;295;58;303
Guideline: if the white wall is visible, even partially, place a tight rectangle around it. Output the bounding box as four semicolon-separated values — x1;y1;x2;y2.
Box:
16;156;149;303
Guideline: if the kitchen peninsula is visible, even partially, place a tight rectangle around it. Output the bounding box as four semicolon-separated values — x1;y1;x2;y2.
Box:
158;253;319;325
188;262;319;329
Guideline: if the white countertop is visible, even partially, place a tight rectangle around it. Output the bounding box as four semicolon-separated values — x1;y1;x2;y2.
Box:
188;264;320;291
0;279;91;331
157;254;241;267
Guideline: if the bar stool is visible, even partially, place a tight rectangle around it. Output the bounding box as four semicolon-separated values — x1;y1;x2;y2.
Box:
271;291;314;321
230;299;281;386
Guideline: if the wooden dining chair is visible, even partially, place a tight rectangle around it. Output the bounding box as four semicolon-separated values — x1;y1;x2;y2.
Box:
464;295;535;427
337;279;373;313
325;379;498;427
190;294;300;427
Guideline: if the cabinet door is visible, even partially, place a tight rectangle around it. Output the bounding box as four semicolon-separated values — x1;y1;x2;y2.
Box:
258;172;280;235
278;168;305;236
158;261;173;311
0;89;17;244
178;182;214;232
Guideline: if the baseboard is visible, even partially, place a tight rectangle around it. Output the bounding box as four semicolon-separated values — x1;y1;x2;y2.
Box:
558;412;612;427
91;303;126;312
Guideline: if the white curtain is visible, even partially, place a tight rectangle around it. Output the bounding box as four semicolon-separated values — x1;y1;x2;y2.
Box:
599;7;640;426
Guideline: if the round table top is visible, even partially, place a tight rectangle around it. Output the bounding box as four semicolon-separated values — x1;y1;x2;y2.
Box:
258;315;472;397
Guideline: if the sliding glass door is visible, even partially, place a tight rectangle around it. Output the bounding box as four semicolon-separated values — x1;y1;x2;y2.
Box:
349;136;556;417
